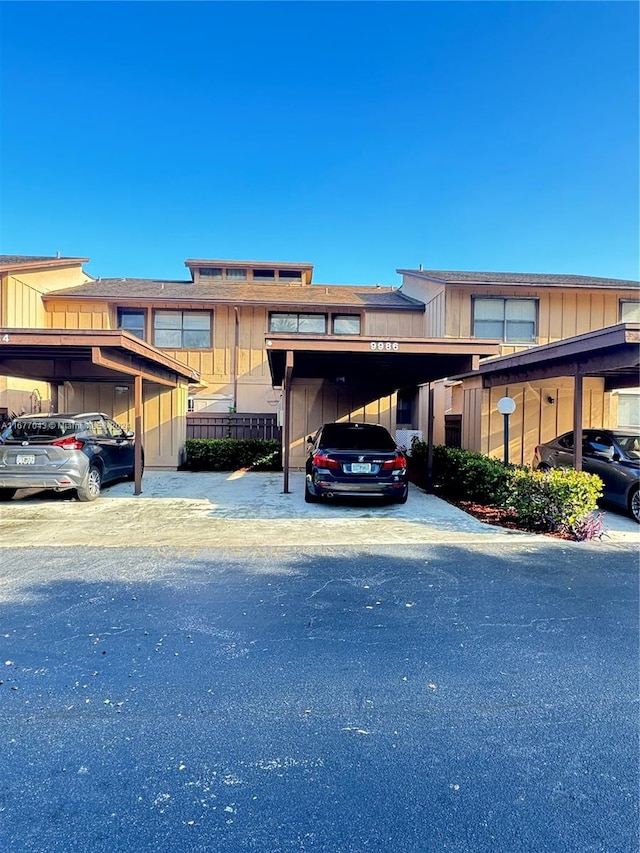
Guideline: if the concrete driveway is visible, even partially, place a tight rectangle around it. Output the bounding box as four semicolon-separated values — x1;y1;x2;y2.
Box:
1;470;638;548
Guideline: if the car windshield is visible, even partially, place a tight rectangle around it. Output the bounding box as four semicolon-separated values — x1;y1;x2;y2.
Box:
3;418;87;442
320;424;397;451
614;434;640;459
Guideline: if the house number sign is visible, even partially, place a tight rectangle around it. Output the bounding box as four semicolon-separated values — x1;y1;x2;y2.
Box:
370;341;399;351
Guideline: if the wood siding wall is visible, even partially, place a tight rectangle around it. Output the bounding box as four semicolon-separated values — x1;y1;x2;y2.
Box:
445;285;634;349
464;377;608;466
60;380;188;468
44;300;425;405
289;381;396;468
364;311;425;337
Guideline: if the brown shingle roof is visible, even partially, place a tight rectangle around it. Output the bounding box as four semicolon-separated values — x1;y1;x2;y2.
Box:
45;278;425;311
0;255;89;272
398;268;639;289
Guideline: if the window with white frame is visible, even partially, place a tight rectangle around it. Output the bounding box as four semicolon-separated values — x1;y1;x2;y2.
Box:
154;311;211;348
473;297;537;342
620;300;640;322
269;312;326;333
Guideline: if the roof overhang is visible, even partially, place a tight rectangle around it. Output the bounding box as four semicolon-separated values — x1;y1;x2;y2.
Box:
0;258;90;274
266;334;501;392
452;323;640;391
0;328;200;387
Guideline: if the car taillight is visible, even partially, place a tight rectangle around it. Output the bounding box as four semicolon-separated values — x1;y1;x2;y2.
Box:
53;437;85;450
382;453;407;470
534;446;541;459
312;453;340;470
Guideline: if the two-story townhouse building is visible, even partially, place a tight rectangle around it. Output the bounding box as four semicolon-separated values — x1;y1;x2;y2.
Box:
43;258;499;468
398;268;640;465
1;253;637;474
0;255;92;418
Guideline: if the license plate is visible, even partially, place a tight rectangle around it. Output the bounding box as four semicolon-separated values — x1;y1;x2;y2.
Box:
350;462;371;473
16;454;36;465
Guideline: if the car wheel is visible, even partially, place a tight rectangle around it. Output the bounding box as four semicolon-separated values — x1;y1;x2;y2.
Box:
537;463;552;472
77;466;102;502
0;488;16;501
304;480;319;503
629;487;640;524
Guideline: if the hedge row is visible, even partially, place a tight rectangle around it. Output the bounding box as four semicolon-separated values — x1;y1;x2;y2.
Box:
184;438;282;472
410;440;604;540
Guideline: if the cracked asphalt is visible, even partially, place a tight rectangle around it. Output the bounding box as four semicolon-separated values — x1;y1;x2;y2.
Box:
0;473;638;852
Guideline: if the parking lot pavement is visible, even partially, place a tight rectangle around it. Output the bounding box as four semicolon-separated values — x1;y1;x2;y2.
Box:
0;542;637;853
1;470;638;548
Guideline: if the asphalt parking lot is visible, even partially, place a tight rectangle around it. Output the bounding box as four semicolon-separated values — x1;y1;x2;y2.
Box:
1;471;638;852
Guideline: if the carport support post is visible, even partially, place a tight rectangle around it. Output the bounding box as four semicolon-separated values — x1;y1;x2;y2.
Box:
134;373;143;495
282;350;294;494
425;383;435;493
573;370;583;472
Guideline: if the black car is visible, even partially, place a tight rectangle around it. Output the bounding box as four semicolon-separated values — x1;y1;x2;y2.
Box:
0;412;141;502
305;422;408;504
533;429;640;522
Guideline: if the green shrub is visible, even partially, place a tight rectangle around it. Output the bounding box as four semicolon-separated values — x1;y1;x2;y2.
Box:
505;467;603;536
410;440;604;540
184;438;281;472
410;441;511;505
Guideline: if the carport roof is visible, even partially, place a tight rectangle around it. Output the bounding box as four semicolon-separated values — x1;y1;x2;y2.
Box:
0;328;200;386
266;334;501;392
452;323;640;391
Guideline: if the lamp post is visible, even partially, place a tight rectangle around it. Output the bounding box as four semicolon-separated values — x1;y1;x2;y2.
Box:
497;396;516;466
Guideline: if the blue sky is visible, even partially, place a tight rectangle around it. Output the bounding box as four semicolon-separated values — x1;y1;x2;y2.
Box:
1;1;638;284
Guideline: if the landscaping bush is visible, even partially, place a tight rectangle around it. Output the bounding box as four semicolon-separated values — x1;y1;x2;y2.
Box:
505;467;603;537
184;438;281;472
410;440;605;540
410;441;511;505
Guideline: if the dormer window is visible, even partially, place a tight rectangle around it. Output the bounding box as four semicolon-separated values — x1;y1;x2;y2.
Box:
199;267;223;279
254;269;275;281
226;268;247;280
279;269;302;282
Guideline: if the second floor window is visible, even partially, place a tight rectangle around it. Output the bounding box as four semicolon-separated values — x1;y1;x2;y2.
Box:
620;300;640;322
154;310;211;348
332;314;361;335
117;309;146;340
269;312;326;333
473;297;537;342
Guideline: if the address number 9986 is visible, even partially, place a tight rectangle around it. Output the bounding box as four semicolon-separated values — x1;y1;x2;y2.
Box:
370;341;399;351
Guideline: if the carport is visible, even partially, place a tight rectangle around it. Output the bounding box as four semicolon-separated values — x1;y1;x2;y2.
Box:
0;328;199;492
454;322;640;469
265;333;501;491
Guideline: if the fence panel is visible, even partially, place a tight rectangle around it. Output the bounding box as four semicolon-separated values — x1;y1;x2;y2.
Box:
186;413;281;441
445;415;462;448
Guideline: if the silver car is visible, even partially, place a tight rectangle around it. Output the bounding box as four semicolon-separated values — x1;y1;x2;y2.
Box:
0;412;139;502
533;429;640;523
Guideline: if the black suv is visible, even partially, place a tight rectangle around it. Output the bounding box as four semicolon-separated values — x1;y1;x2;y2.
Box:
305;422;408;504
0;412;140;502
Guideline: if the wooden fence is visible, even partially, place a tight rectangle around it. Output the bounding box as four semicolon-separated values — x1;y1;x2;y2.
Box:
186;413;281;441
445;415;462;447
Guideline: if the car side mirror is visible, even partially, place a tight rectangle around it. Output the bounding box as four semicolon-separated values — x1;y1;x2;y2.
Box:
307;435;313;444
125;430;135;439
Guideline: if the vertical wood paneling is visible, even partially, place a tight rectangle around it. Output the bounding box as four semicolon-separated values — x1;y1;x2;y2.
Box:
476;378;606;463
